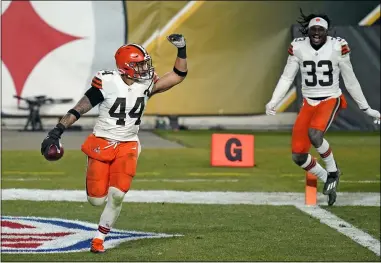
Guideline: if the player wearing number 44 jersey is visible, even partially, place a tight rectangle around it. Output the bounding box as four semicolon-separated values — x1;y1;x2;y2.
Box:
266;10;380;206
40;34;188;253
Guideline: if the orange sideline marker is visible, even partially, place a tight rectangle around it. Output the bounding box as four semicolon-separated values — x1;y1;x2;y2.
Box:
305;168;318;205
210;134;254;167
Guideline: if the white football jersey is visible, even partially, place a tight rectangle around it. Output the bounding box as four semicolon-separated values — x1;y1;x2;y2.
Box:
289;36;350;98
270;36;370;110
91;70;157;142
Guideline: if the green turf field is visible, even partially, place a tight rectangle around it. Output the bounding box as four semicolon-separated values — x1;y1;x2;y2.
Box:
2;131;380;192
1;130;380;261
1;201;380;261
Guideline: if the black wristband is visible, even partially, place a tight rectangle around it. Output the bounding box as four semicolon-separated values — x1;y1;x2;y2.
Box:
173;67;188;77
68;109;81;120
177;46;187;59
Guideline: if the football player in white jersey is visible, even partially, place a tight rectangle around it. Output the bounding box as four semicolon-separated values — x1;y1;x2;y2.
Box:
265;11;380;206
40;34;188;253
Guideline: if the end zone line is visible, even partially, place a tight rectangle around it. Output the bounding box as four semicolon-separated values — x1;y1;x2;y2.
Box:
295;205;380;256
2;189;380;207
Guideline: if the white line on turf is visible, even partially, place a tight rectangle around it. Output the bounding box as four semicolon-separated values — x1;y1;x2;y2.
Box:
3;189;380;256
295;205;380;256
2;189;380;206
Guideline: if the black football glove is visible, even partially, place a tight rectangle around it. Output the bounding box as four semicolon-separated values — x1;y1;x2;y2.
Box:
167;34;187;59
167;34;186;48
41;123;65;155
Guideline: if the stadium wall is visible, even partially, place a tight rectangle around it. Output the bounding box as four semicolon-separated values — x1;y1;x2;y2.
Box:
1;1;379;130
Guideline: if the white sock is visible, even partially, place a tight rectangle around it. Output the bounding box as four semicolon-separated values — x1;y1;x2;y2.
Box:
95;187;124;240
316;139;337;172
301;154;327;183
95;225;110;240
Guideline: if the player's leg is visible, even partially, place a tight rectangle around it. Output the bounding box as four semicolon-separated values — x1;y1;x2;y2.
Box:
308;127;339;205
309;97;342;173
86;157;110;206
292;100;328;183
107;141;139;227
310;97;343;205
91;141;139;253
85;157;111;253
308;129;338;173
90;186;125;254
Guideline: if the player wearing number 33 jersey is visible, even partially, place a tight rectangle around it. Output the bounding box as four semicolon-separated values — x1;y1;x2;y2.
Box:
265;11;380;206
40;34;188;253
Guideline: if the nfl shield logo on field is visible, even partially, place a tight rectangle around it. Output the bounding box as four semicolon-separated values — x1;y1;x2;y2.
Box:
1;216;181;253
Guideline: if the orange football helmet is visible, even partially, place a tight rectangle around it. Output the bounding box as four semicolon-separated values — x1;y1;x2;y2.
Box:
114;44;154;80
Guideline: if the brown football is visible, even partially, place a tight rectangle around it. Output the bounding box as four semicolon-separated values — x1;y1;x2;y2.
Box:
44;143;64;161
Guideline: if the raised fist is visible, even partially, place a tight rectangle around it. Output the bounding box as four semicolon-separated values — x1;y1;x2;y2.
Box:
167;34;186;48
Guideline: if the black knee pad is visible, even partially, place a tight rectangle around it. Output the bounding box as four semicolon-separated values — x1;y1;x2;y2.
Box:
308;128;324;148
292;153;308;166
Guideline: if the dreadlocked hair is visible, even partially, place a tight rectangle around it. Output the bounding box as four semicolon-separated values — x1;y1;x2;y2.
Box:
297;8;331;36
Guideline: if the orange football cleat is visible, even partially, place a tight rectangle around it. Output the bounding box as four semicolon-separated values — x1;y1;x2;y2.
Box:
90;238;105;253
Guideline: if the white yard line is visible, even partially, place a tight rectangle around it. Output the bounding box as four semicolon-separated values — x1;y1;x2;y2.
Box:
295;205;380;256
3;189;380;256
2;189;380;206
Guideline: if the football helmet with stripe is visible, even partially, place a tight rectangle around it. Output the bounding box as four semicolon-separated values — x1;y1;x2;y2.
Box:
115;44;154;80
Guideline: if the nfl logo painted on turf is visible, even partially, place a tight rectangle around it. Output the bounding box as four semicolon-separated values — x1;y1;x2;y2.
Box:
1;216;181;253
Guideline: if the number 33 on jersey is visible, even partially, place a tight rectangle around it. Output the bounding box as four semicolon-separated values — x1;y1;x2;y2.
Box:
91;70;159;142
288;36;350;98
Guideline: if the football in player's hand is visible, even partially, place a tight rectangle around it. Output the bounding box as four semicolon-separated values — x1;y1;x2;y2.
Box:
43;143;64;161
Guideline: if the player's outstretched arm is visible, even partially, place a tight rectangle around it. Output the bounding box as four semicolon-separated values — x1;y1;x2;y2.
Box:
59;95;93;128
265;48;300;116
41;85;104;154
339;50;380;124
150;34;188;97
